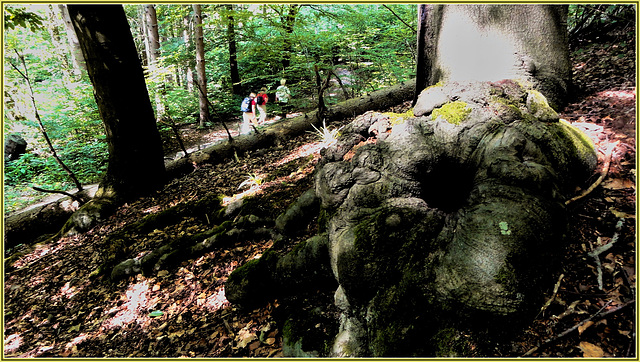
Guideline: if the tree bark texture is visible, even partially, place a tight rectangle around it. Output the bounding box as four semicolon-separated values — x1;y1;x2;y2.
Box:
183;12;194;92
68;5;166;202
193;4;210;126
417;5;570;108
57;4;86;75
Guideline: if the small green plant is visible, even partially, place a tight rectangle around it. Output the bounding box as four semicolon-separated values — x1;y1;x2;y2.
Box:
309;119;344;148
499;221;512;235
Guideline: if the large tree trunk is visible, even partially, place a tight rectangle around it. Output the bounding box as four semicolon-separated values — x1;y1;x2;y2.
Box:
225;5;597;357
64;4;166;234
193;4;210;127
417;4;571;108
225;4;242;95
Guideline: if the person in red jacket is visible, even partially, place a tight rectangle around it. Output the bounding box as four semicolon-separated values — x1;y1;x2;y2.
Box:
255;87;269;124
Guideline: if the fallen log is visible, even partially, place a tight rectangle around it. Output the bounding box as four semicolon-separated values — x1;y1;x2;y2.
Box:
166;78;416;179
4;187;96;249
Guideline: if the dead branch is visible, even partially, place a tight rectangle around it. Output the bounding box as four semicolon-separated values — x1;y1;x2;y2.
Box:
523;299;633;356
32;186;86;203
588;218;625;290
159;117;189;156
382;4;417;33
536;273;564;319
331;70;352;100
11;50;84;192
566;141;619;205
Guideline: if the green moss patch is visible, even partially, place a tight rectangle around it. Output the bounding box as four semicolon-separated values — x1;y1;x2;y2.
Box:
383;109;415;126
431;101;472;125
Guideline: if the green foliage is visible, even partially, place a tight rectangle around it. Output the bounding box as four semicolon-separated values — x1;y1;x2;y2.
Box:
568;4;635;42
498;221;512;235
4;5;44;31
4;5;107;214
4;3;418;215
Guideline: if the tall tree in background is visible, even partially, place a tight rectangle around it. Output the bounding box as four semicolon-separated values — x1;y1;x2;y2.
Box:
144;4;165;121
193;4;210;126
66;4;166;231
56;4;86;76
182;8;195;92
280;4;299;71
225;4;242;95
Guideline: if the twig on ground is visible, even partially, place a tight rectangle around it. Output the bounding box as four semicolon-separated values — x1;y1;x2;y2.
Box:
536;273;565;319
566;141;619;205
523;299;633;356
588;218;625;290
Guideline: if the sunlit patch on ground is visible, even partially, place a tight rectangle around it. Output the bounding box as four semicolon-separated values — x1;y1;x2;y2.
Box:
9;235;82;270
201;287;229;312
272;141;323;167
598;89;636;100
222;142;322;206
58;282;78;299
143;205;161;214
102;280;152;330
4;333;23;354
28;274;46;287
61;333;88;356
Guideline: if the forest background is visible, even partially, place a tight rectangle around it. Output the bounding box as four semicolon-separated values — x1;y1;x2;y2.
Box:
4;3;419;214
2;4;634;212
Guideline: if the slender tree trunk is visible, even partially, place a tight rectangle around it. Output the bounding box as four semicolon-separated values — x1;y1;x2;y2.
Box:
57;4;86;76
193;4;210;126
413;4;438;104
139;5;150;67
68;4;166;202
183;12;194;92
145;4;165;121
281;4;299;70
46;5;75;85
145;4;160;73
225;4;242;95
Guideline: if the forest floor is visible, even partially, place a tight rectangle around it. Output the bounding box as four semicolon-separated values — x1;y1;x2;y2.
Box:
4;30;636;357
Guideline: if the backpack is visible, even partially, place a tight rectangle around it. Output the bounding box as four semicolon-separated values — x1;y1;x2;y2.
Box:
240;97;251;112
256;95;265;106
